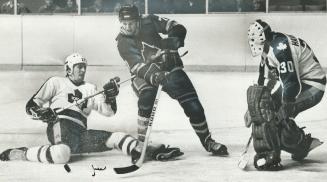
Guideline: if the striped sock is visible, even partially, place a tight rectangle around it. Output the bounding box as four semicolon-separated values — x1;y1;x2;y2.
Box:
106;132;138;156
137;116;149;142
191;120;211;144
26;145;54;163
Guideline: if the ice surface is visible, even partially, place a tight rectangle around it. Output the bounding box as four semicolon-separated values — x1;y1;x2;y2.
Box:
0;70;326;182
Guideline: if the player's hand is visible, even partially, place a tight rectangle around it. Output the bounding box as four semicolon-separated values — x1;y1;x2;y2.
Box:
161;49;180;70
103;77;120;101
152;71;169;86
31;107;57;123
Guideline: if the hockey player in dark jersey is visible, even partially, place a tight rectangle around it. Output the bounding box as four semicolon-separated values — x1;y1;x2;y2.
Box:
116;5;228;163
0;53;183;164
245;20;326;170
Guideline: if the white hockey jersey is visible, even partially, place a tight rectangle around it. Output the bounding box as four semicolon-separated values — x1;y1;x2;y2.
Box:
26;76;115;128
261;32;326;102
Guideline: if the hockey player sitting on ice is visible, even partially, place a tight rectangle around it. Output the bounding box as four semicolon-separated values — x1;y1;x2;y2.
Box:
245;20;326;170
0;53;183;164
116;5;228;164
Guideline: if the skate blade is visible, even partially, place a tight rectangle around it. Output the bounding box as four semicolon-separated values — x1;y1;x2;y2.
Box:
309;139;323;152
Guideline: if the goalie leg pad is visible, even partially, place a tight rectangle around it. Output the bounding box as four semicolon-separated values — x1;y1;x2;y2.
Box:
252;123;281;154
252;123;282;170
247;85;281;170
247;85;276;125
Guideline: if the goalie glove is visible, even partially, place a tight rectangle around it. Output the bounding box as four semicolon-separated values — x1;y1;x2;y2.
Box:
103;77;120;103
30;107;57;123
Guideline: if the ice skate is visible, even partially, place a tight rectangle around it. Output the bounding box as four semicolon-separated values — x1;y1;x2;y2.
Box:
204;137;228;156
131;142;142;164
291;135;323;161
0;147;27;161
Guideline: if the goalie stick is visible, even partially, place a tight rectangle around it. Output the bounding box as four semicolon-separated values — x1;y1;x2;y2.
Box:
238;134;253;170
113;84;163;174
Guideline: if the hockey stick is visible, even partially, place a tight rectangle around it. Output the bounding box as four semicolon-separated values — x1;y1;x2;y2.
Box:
29;75;135;120
55;75;135;113
238;134;253;170
113;84;163;174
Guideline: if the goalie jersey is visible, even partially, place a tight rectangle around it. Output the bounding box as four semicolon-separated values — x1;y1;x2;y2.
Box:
260;32;326;102
26;76;115;128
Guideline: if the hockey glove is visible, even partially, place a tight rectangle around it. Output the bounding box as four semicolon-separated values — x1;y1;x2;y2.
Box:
30;107;57;123
162;49;182;70
103;77;120;103
152;71;169;87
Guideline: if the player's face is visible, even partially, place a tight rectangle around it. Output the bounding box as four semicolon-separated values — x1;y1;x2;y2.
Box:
120;20;139;36
69;63;86;84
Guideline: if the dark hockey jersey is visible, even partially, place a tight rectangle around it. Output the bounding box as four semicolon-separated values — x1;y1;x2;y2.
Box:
260;32;326;102
116;14;186;75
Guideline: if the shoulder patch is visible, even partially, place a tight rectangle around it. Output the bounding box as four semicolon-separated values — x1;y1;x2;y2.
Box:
276;42;287;51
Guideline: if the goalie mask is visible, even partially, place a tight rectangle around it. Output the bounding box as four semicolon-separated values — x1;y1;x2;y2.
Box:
64;53;87;74
118;5;140;36
248;20;272;57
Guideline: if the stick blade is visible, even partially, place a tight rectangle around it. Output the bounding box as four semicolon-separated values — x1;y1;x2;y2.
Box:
238;153;249;170
113;165;140;174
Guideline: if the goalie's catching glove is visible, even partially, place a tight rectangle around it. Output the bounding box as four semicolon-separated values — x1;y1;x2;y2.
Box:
30;107;57;123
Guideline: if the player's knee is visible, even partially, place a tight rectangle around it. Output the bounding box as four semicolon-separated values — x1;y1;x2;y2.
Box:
50;144;71;164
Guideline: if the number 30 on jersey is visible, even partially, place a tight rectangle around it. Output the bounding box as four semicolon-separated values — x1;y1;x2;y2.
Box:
280;61;294;73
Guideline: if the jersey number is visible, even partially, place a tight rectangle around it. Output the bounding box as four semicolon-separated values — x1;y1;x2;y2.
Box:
280;61;294;73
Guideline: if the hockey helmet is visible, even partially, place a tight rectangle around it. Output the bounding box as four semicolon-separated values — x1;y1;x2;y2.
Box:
64;53;87;73
119;5;140;22
248;19;272;57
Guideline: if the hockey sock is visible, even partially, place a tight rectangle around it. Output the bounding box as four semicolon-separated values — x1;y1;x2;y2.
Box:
190;120;211;144
26;144;71;164
106;132;138;156
137;116;149;143
26;145;52;163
